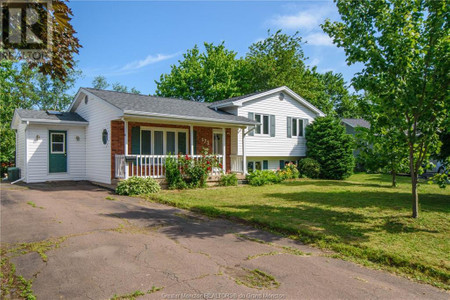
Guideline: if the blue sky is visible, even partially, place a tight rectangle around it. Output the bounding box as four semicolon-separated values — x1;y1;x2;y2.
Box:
69;1;362;95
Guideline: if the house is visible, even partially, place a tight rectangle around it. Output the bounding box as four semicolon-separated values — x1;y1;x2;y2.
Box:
341;118;370;135
11;86;324;184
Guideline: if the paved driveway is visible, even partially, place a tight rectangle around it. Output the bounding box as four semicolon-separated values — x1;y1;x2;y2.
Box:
1;182;447;299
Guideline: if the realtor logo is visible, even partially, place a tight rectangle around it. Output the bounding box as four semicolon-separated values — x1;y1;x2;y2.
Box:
0;0;52;61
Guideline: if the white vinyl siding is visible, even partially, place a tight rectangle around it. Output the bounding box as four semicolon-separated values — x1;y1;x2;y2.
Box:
15;123;27;178
25;125;86;183
247;156;301;171
75;93;122;184
237;92;318;157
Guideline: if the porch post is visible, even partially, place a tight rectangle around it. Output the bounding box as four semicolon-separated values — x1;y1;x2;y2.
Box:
222;127;226;173
124;120;129;179
242;127;247;174
190;125;194;155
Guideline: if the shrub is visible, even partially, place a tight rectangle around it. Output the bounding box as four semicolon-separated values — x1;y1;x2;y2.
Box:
278;162;300;179
116;177;161;196
220;173;238;186
165;155;186;189
298;158;321;179
306;116;355;180
246;170;284;186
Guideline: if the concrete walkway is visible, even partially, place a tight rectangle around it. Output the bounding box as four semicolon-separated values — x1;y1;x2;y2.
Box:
1;182;447;299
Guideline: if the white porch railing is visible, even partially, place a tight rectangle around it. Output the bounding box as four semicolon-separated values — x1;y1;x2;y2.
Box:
115;154;224;179
230;155;244;173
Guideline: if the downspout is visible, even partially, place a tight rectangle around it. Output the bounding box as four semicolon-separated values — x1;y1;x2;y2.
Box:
242;125;255;174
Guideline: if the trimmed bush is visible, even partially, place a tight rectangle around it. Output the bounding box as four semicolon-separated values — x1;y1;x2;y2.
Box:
116;176;161;196
306;117;355;180
220;173;238;186
246;170;283;186
298;158;321;179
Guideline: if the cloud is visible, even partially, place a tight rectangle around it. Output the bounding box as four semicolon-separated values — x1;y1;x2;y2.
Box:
122;53;179;71
268;7;332;31
309;57;320;66
84;52;179;77
305;33;334;46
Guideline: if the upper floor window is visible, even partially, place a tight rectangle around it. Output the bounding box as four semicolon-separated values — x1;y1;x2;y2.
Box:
287;117;308;138
254;113;270;135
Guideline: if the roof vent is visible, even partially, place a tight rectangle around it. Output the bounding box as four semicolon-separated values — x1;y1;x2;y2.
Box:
279;92;285;101
46;110;63;115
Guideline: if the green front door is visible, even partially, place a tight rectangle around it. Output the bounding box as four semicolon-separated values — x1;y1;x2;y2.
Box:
49;131;67;173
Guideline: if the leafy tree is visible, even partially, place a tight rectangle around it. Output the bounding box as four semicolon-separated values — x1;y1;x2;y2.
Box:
306;117;354;180
91;76;141;94
356;127;409;187
5;0;81;82
155;42;243;102
323;0;449;218
92;76;109;90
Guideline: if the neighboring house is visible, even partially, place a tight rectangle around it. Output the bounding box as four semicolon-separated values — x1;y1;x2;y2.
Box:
11;86;324;184
341;118;371;158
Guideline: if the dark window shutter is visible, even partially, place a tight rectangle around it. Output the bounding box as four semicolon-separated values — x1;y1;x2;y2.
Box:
131;126;140;154
193;130;197;154
279;160;285;169
141;130;151;154
287;117;292;138
263;160;268;170
248;112;255;136
270;115;275;137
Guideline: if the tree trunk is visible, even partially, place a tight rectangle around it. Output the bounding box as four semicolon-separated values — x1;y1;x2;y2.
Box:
392;170;397;187
409;147;419;218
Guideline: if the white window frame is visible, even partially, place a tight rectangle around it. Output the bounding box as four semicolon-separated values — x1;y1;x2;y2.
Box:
290;117;306;138
254;113;270;136
140;127;188;155
50;132;65;154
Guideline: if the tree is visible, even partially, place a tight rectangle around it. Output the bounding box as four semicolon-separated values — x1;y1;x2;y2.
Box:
4;0;81;82
155;42;243;102
91;76;141;94
306;117;354;180
322;0;449;218
92;76;109;90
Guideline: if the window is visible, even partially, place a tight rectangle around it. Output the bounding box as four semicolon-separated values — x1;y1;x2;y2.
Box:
248;161;254;173
254;113;270;135
255;114;261;134
263;160;268;170
102;129;108;145
51;133;65;153
138;127;188;155
248;161;262;172
255;161;262;171
154;131;164;155
263;115;269;134
289;118;306;137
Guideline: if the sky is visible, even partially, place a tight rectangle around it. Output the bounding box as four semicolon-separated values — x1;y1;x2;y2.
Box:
68;0;362;95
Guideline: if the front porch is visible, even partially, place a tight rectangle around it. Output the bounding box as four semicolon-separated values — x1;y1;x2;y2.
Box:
111;119;246;180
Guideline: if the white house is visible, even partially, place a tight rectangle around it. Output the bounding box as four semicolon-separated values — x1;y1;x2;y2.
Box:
11;86;324;184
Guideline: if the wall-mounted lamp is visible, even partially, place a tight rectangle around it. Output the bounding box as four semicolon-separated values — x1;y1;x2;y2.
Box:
76;136;80;141
35;135;40;141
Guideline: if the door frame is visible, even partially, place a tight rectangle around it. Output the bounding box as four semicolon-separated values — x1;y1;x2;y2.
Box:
48;130;68;173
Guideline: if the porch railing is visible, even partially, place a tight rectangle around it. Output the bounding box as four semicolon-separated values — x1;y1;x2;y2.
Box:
115;154;224;179
230;155;244;173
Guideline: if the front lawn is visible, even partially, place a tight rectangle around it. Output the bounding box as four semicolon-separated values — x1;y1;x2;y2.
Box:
150;173;450;289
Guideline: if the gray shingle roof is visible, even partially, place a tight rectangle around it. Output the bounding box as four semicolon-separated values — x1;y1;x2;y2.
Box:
16;109;87;123
208;91;262;107
341;118;370;129
84;88;257;125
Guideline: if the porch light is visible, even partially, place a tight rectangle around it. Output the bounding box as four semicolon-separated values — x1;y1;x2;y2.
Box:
76;136;80;141
35;135;40;141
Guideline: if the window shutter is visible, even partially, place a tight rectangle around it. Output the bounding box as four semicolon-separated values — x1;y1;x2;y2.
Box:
279;160;285;169
270;115;275;137
304;119;309;137
263;160;268;170
131;126;140;154
287;117;292;138
248;112;255;136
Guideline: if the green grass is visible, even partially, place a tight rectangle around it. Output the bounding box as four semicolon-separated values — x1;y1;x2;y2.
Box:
150;173;450;289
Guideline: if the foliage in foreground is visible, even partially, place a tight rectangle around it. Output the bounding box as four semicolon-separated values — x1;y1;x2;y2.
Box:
306;116;354;180
150;174;450;289
220;173;238;186
322;0;449;218
1;250;36;300
116;177;161;196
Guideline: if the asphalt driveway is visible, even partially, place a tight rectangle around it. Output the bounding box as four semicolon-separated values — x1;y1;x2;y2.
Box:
1;182;448;299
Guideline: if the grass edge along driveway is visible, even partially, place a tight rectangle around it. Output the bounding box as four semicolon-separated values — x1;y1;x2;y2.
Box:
147;173;450;289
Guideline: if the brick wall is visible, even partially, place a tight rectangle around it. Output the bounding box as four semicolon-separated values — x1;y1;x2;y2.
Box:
110;120;124;179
